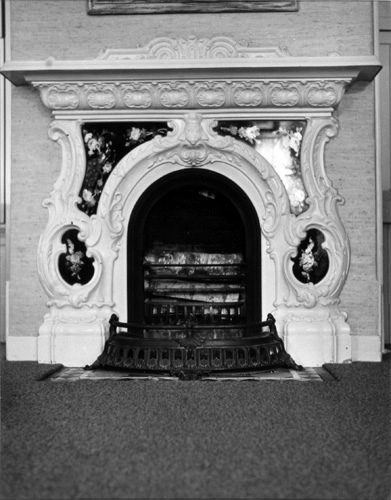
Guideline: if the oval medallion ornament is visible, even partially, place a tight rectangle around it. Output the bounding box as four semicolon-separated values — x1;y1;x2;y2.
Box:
307;85;337;107
58;229;95;286
122;85;153;108
292;228;329;284
86;85;116;109
270;84;300;107
47;86;79;109
196;84;226;107
233;85;263;107
159;85;189;108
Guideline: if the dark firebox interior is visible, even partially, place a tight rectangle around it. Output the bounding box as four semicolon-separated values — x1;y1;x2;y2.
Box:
127;170;262;331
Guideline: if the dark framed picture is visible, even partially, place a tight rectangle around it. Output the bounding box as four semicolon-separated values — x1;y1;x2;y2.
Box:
88;0;299;15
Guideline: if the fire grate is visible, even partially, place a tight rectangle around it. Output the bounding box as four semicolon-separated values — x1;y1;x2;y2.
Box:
86;313;303;380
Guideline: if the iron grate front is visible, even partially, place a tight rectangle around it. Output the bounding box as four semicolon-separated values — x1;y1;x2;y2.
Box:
86;313;303;380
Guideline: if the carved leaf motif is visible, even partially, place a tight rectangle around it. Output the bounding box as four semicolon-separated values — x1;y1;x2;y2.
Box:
179;145;209;166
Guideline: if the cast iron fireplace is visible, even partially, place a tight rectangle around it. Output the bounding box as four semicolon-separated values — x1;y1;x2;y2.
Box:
89;169;301;378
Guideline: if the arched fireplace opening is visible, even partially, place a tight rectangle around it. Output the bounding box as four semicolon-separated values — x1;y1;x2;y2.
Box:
127;169;262;329
86;167;302;377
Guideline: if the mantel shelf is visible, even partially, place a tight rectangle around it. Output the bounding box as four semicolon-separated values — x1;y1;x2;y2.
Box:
0;55;382;86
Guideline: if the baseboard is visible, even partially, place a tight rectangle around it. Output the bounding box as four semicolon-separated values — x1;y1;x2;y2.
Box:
6;335;38;361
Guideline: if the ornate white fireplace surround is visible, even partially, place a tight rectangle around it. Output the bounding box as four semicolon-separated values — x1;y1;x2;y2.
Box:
2;37;381;367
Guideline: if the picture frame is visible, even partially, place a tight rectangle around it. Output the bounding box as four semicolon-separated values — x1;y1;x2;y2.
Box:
88;0;299;15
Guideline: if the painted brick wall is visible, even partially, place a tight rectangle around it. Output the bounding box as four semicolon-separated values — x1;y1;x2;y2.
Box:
7;0;379;341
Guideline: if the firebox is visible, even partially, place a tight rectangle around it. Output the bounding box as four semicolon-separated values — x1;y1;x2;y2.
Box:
129;170;261;327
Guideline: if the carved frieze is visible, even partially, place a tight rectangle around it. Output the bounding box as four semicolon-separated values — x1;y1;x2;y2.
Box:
34;79;350;111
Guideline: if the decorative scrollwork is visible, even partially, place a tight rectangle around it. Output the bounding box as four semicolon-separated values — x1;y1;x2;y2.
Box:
98;36;289;61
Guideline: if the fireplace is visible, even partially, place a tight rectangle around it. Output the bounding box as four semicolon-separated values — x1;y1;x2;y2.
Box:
1;36;381;367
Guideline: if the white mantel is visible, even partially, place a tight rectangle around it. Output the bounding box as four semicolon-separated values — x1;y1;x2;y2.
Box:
1;37;382;367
